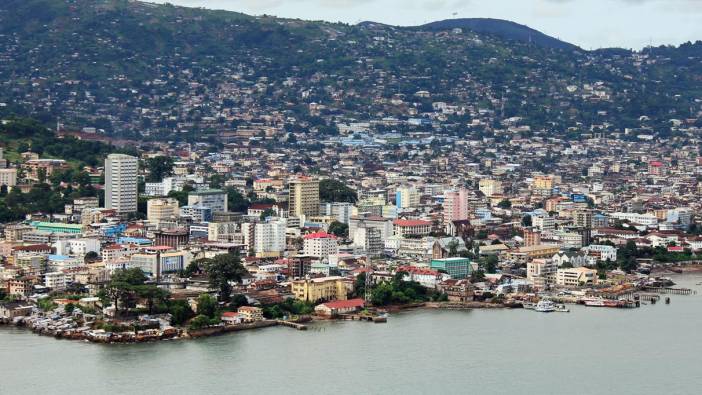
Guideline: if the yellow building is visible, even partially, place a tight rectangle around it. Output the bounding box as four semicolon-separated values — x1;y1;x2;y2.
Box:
288;176;320;217
291;276;348;303
479;179;503;197
533;175;554;190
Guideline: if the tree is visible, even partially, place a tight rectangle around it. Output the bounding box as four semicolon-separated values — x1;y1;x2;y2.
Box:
260;208;276;220
137;286;170;314
196;293;218;318
483;255;498;274
319;179;357;203
470;270;486;283
167;299;194;326
145;156;174;182
204;253;248;302
521;215;532;227
84;251;99;263
328;221;349;238
497;199;512;209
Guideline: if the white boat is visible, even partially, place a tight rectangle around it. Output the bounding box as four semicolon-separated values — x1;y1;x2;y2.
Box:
581;297;606;307
522;302;536;310
535;300;556;313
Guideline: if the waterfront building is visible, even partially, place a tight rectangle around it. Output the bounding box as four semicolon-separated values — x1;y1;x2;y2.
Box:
556;267;597;287
291;276;348;303
430;257;472;279
105;154;138;214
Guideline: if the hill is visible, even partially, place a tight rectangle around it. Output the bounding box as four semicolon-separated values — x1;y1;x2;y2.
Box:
419;18;579;51
0;0;701;141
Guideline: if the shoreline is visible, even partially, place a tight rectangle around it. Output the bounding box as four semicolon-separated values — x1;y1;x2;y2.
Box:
3;271;700;345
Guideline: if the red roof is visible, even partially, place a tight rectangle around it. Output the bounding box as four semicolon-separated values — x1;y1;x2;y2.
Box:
222;312;239;318
321;298;365;309
649;161;663;167
393;219;432;227
398;265;440;276
303;231;337;240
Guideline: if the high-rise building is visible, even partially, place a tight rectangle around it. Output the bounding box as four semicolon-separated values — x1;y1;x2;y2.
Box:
443;189;470;226
242;218;287;258
104;154;138;214
395;185;420;209
288;176;320;217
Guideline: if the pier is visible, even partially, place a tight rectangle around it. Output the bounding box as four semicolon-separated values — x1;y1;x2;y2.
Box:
643;287;696;295
276;320;307;330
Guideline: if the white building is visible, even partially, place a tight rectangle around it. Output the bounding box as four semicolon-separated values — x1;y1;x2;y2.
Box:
556;267;597;287
303;232;339;260
610;212;658;226
188;189;228;213
0;168;17;188
533;215;555;232
105;154;138;214
54;238;101;257
320;202;354;224
242;218;287;258
582;244;617;261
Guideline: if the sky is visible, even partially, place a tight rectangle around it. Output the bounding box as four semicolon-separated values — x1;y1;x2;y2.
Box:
150;0;702;49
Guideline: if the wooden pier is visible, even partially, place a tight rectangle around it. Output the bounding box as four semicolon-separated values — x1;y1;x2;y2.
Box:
643;287;696;295
276;320;307;330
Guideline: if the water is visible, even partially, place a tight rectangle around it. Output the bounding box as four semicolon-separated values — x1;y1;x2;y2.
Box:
2;275;702;395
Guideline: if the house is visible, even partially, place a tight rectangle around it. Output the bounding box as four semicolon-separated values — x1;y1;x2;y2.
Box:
0;301;34;319
437;279;474;302
221;311;244;325
237;306;264;322
314;298;365;317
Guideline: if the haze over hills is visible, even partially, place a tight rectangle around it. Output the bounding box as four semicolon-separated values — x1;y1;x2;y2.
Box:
418;18;580;51
1;0;701;141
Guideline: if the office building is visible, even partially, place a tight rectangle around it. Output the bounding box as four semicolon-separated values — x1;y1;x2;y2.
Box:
105;154;138;214
288;176;320;217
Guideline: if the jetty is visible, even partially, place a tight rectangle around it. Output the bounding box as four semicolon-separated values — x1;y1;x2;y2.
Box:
276;320;307;330
643;287;696;295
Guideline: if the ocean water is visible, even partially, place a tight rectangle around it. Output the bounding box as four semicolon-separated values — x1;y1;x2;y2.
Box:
2;274;701;395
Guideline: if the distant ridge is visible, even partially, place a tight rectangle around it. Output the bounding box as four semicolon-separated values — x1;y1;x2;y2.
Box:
417;18;580;51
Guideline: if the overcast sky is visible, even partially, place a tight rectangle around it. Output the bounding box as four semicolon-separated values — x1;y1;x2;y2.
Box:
150;0;702;49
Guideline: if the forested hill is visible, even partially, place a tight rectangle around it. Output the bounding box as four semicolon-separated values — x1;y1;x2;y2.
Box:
1;0;702;141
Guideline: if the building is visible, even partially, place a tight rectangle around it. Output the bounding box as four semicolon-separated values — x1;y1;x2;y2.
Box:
242;218;286;258
395;185;420;210
188;189;228;213
302;232;339;259
147;198;180;223
573;210;593;229
610;212;658;226
153;229;189;249
320;202;354;224
523;228;541;247
0;168;17;188
352;226;383;257
582;244;617;261
104;154;138;214
479;179;503;197
180;205;213;223
437;279;474;302
31;222;85;234
291;276;348;303
430;257;472;279
393;219;432;238
533;215;555;232
314;298;365;317
349;216;394;243
288;176;320;217
443;188;470;226
237;306;264;322
54;238;100;257
556;267;597;287
533;175;554;191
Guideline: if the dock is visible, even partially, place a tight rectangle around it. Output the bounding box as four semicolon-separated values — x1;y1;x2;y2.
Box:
643;287;696;295
276;320;307;330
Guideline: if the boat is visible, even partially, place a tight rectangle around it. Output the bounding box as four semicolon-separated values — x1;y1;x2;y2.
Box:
535;300;556;313
554;303;570;313
581;297;607;307
522;302;536;310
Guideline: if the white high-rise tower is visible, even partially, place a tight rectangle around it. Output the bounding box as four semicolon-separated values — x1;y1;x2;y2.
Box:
105;154;138;214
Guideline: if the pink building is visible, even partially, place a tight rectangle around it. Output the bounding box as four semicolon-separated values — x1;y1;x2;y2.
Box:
443;189;470;225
